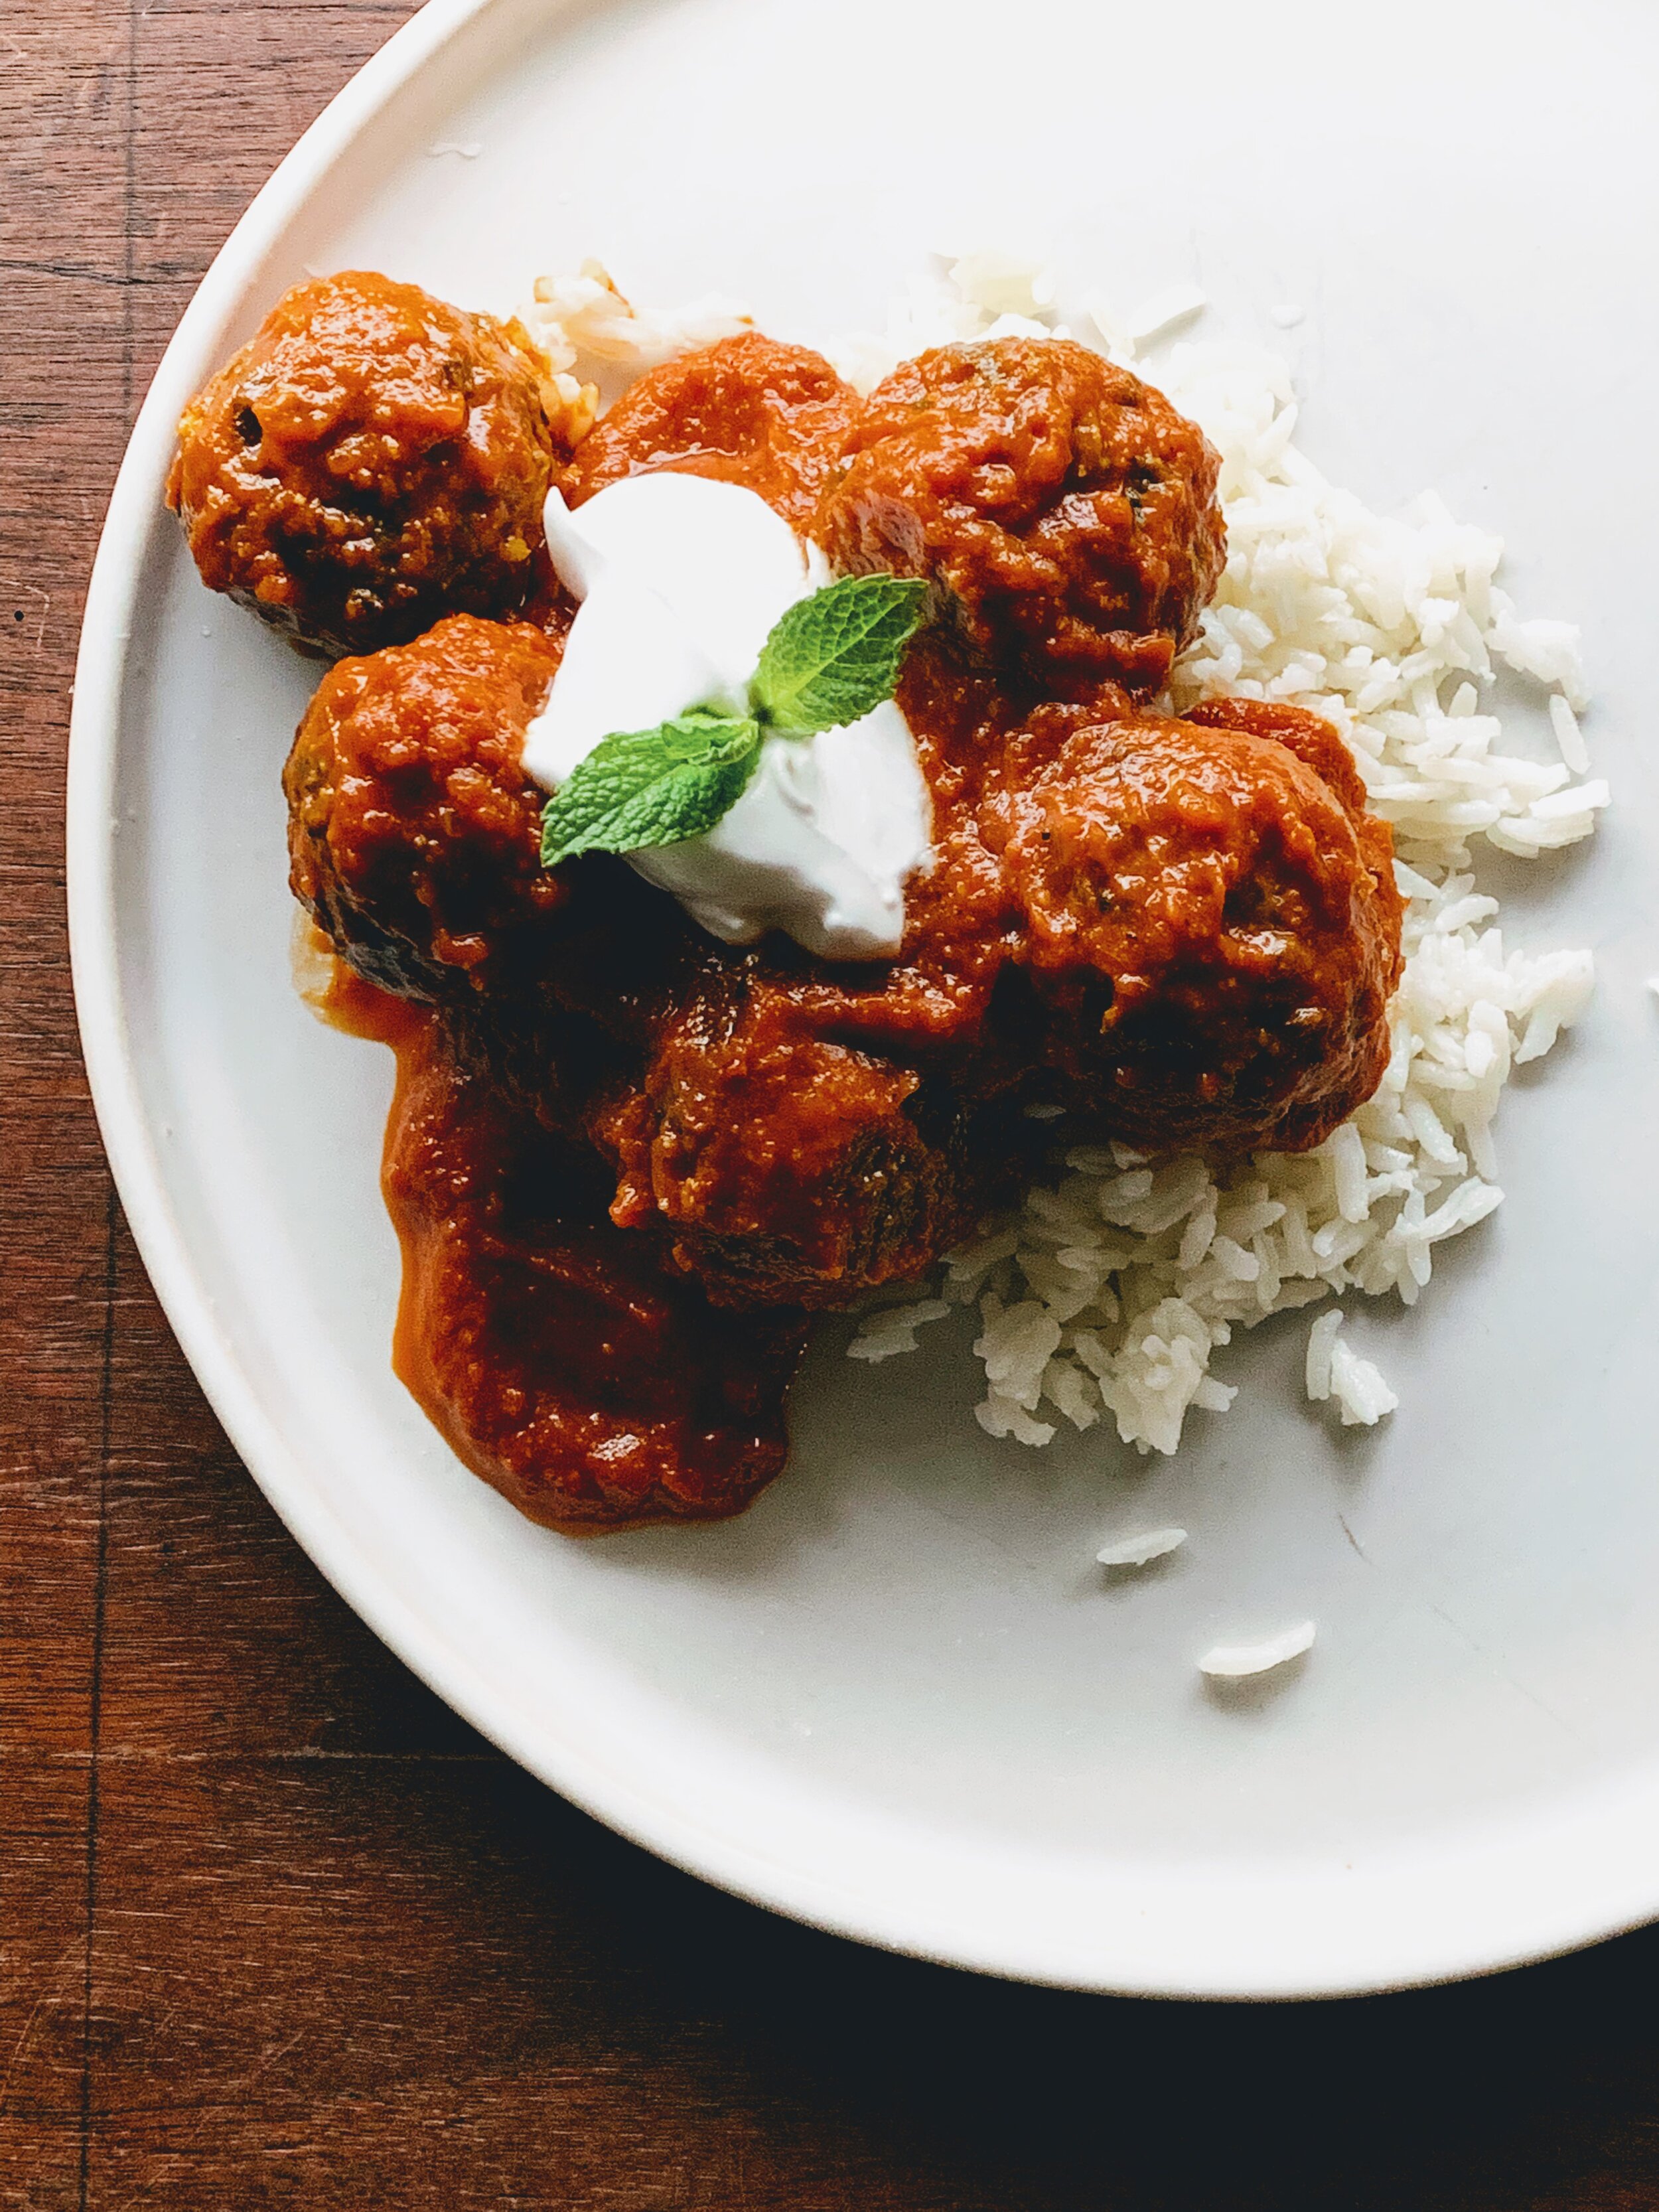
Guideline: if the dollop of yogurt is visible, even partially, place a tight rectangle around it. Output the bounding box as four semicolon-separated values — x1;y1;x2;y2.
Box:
520;473;932;960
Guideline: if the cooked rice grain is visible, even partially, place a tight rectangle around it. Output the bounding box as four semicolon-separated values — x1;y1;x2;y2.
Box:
1097;1527;1188;1568
1198;1621;1317;1678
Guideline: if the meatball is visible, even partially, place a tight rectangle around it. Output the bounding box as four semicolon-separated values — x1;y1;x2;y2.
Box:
169;272;561;656
285;613;565;998
816;338;1225;698
592;969;1036;1309
1003;706;1402;1153
562;332;861;534
385;1010;807;1532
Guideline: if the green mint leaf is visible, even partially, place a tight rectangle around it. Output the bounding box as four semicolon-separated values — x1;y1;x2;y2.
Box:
751;573;929;735
540;713;761;867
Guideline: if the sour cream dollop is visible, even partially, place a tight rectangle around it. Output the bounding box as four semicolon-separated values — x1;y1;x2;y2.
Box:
520;473;932;960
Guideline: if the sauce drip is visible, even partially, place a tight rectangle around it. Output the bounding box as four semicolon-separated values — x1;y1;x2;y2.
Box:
305;934;806;1532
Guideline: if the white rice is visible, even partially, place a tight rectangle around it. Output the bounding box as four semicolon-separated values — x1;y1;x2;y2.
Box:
1097;1527;1188;1569
838;263;1601;1458
516;256;1602;1463
845;1296;953;1363
518;259;753;418
1198;1621;1317;1679
1305;1311;1399;1429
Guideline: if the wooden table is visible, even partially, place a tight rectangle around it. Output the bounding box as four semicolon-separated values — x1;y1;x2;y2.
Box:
5;4;1658;2203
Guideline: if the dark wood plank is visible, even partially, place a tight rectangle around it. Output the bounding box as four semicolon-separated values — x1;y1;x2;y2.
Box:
7;1;1659;2205
78;1753;1659;2211
0;1765;91;2212
1;9;133;2203
0;0;130;1749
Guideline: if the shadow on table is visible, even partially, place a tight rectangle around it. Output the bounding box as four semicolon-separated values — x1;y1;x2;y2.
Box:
459;1762;1657;2212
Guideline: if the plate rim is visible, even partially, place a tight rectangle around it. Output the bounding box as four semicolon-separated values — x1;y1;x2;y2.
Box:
65;0;1659;2001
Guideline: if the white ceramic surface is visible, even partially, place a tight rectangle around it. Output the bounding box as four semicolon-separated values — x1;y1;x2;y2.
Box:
68;0;1659;1998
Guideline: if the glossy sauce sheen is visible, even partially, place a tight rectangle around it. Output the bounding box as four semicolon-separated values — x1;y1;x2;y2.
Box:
180;277;1404;1532
314;960;806;1531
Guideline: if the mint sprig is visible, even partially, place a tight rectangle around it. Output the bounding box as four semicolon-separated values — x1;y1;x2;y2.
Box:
540;711;760;867
751;573;929;736
540;572;928;868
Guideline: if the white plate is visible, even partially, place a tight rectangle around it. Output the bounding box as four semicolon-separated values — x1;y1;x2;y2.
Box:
68;0;1659;1998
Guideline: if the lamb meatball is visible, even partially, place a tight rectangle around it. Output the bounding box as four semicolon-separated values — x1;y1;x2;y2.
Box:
562;332;861;533
1003;707;1402;1153
285;613;564;998
817;338;1225;698
593;973;1033;1310
169;272;560;656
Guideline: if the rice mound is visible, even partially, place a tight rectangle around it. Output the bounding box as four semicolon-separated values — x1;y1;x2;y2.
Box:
520;256;1603;1455
840;262;1601;1453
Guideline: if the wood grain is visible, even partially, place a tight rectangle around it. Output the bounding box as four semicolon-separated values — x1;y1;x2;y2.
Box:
4;1;1659;2203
